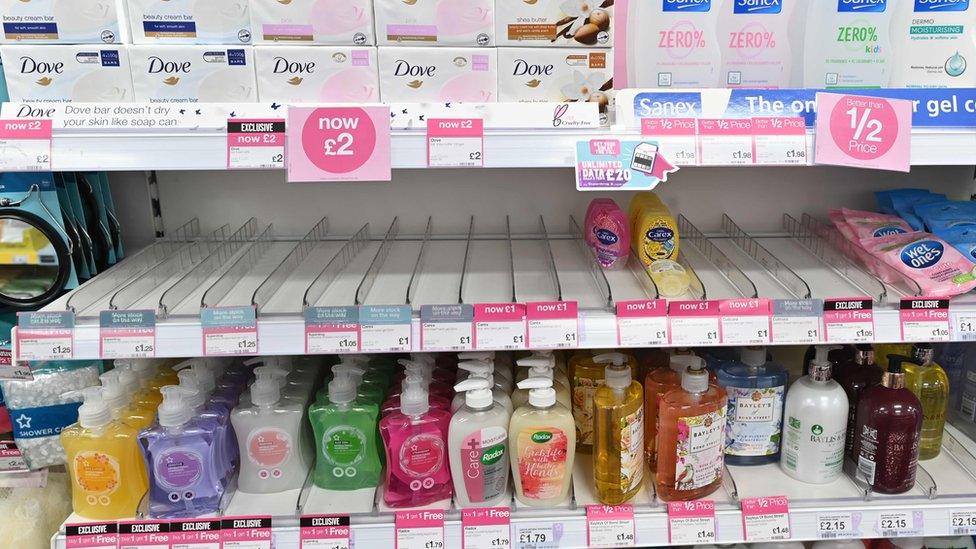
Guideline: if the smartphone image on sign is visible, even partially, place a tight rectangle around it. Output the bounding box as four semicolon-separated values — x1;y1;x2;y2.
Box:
631;142;659;175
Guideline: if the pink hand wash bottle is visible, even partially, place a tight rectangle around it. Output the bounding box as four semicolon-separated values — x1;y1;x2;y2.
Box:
585;198;630;270
380;375;453;507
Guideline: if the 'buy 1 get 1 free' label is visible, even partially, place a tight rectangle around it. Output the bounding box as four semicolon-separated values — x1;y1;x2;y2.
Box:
823;298;874;343
117;520;170;549
65;522;118;549
169;518;222;549
221;516;272;549
396;510;445;549
300;515;351;549
900;298;950;342
462;507;511;549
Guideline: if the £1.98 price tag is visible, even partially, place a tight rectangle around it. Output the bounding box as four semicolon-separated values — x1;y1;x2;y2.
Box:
669;300;721;346
427;118;483;167
823;298;874;343
642;118;698;166
474;303;526;350
752;117;807;165
462;507;511;549
668;501;716;545
586;505;635;548
900;298;950;342
300;515;350;549
698;118;754;166
201;306;258;356
66;522;118;549
526;301;579;349
396;510;445;549
100;309;156;359
0;119;52;172
815;93;912;173
227;119;285;169
741;496;791;542
118;521;170;549
16;311;74;362
616;299;668;347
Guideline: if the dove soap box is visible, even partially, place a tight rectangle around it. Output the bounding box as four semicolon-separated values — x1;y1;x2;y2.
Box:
255;45;379;102
378;46;497;103
129;45;258;102
0;0;122;44
495;0;612;47
373;0;494;46
125;0;252;44
249;0;375;46
497;48;613;121
0;45;134;102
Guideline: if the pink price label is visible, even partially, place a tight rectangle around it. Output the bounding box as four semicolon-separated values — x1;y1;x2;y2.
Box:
227;118;285;170
462;507;511;527
221;516;272;548
815;93;912;172
719;298;770;316
741;496;791;542
616;299;667;317
823;298;874;343
65;522;118;549
396;510;446;530
462;508;511;549
586;505;636;548
0;119;52;172
642;118;697;136
668;500;717;544
752;117;806;136
473;303;526;350
669;500;716;518
428;118;484;137
698;118;754;136
118;520;170;547
396;510;445;549
300;515;350;547
670;300;721;316
617;299;668;346
0;119;52;139
900;298;950;342
527;301;578;320
287;106;391;182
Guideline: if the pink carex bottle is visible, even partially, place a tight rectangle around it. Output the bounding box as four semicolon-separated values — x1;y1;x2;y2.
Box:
380;375;453;507
585;198;631;270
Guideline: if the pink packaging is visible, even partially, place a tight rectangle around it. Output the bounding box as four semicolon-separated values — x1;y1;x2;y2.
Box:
860;231;976;297
841;208;913;240
585;198;630;270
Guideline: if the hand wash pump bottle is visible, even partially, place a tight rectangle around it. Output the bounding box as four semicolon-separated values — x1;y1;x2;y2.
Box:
510;376;576;507
593;352;645;505
451;360;514;416
449;377;511;508
904;343;948;460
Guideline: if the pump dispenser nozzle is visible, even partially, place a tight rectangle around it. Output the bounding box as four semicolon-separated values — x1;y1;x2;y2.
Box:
454;378;493;409
399;375;430;416
328;371;358;405
76;387;112;429
114;363;141;395
594;352;632;392
99;371;129;413
332;362;367;381
809;345;841;381
884;355;909;389
157;385;193;427
681;357;710;393
740;347;767;368
517;377;556;407
250;371;282;406
177;372;208;410
252;365;289;389
458;351;494;361
118;359;157;389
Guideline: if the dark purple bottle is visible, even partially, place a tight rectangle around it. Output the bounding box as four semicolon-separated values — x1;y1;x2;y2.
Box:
839;345;883;459
851;355;922;494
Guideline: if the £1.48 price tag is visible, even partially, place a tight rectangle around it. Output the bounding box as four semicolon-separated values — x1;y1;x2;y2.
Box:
462;507;511;549
118;521;170;549
227;119;285;169
305;306;360;354
100;309;156;359
66;522;118;549
427;118;484;168
0;119;52;172
586;505;635;548
823;298;874;343
396;510;445;549
741;496;791;542
616;299;668;347
474;303;526;350
16;311;74;362
668;500;716;545
719;298;771;345
526;301;579;349
201;306;258;356
900;298;951;342
300;515;350;549
669;301;721;346
421;304;474;352
221;517;272;549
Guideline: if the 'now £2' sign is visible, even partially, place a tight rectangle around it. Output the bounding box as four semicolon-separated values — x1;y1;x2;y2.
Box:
287;106;391;182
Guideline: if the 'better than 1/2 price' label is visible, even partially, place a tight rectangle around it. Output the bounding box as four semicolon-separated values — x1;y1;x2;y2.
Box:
741;496;791;542
668;501;716;545
586;505;635;548
201;306;258;356
427;118;484;168
752;117;807;165
698;118;753;166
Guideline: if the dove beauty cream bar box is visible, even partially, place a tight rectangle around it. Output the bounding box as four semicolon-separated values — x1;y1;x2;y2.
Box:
129;45;258;102
125;0;252;45
0;0;123;44
497;48;613;121
249;0;375;46
378;46;497;103
494;0;612;47
255;46;378;103
0;45;134;102
373;0;494;46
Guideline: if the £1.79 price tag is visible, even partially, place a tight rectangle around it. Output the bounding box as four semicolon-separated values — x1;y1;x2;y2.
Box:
305;306;360;354
462;507;511;549
823;298;874;343
100;309;156;359
118;521;170;549
616;299;668;347
300;515;350;549
514;523;558;549
169;519;222;549
221;517;272;549
227;119;285;169
741;496;791;542
586;505;635;548
359;305;412;353
66;522;118;549
668;500;716;545
752;117;807;165
421;304;474;351
396;510;445;549
900;298;951;342
698;118;754;166
719;298;771;345
669;300;721;346
815;93;912;173
772;299;823;344
816;512;860;540
427;118;483;167
16;311;73;362
526;301;579;349
0;119;52;172
474;303;526;350
201;306;258;356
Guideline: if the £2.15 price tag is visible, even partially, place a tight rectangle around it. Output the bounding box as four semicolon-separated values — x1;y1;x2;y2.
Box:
0;119;52;172
222;517;272;549
698;118;754;166
16;311;73;362
421;304;474;351
900;298;951;342
201;306;258;356
66;522;118;549
100;309;156;359
741;496;791;542
586;505;635;548
287;106;391;182
427;118;484;167
118;520;170;549
359;305;412;353
876;511;922;537
669;301;721;346
617;299;668;347
668;500;716;545
951;510;976;535
814;93;912;173
169;519;222;549
772;299;822;344
462;507;511;549
474;303;526;350
227;119;285;169
305;306;360;354
719;298;771;345
526;301;579;349
752;117;807;165
823;298;874;343
816;512;860;540
300;515;351;549
396;510;445;549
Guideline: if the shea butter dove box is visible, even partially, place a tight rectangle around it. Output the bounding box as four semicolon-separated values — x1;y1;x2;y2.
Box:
373;0;494;46
125;0;252;45
378;46;497;103
129;45;258;103
255;46;378;103
497;48;613;122
0;0;123;44
0;45;134;102
494;0;612;47
249;0;375;46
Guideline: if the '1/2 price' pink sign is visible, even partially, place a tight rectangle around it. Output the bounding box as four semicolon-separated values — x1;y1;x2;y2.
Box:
815;93;912;172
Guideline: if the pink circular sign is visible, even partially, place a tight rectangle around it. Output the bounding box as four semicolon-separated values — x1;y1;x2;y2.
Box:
302;107;377;174
829;95;899;161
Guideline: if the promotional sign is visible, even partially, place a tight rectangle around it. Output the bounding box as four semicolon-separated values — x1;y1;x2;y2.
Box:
900;298;951;342
99;309;156;359
395;510;445;549
668;500;716;545
16;311;73;362
300;515;351;549
815;93;912;172
421;304;474;352
227;118;286;170
287;106;391;182
823;298;874;343
473;303;526;350
304;306;360;354
576;139;677;191
201;306;258;356
526;301;579;349
616;299;668;347
427;118;484;168
641;118;697;165
462;507;511;549
741;496;791;542
0;119;52;172
586;505;635;548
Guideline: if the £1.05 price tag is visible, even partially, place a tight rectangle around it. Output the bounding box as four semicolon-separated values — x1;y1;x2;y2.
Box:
169;519;222;549
474;303;526;350
427;118;484;167
719;298;771;345
462;507;511;549
668;500;716;545
900;298;951;342
118;521;170;549
305;306;360;354
300;515;350;549
698;118;754;166
396;510;445;549
0;119;52;172
815;93;912;173
526;301;579;349
823;298;874;343
816;512;860;540
16;311;74;362
421;304;474;352
617;299;668;347
100;309;156;359
586;505;636;548
752;117;807;165
772;299;823;344
66;522;119;549
741;496;791;542
669;300;721;346
359;305;412;352
227;119;285;169
222;517;272;549
201;306;258;356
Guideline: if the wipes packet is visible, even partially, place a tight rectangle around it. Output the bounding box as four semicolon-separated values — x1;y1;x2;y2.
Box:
841;208;913;239
892;192;946;231
860;231;976;297
876;188;929;215
936;226;976;263
915;201;976;232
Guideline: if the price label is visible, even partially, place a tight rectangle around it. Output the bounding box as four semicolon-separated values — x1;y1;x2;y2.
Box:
65;522;118;549
287;106;392;182
513;524;557;549
427;118;484;168
815;93;912;173
118;521;170;549
900;298;951;342
170;519;222;549
305;306;360;354
395;510;445;549
359;305;413;353
741;496;791;542
957;311;976;341
816;512;859;540
0;344;31;381
0;119;52;172
586;505;635;548
876;511;922;537
720;298;771;345
669;300;722;346
616;299;668;346
951;510;976;535
16;311;73;362
772;299;823;344
462;507;511;549
752;117;807;165
222;517;273;549
421;304;474;351
300;515;351;549
99;310;156;359
227;119;285;169
642;118;698;166
823;298;874;343
0;441;28;472
526;301;579;349
201;306;258;356
668;501;716;545
474;303;526;350
698;118;754;166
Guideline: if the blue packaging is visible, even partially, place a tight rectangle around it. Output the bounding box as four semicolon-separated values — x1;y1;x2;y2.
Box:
892;192;947;231
935;226;976;262
875;188;929;215
916;201;976;232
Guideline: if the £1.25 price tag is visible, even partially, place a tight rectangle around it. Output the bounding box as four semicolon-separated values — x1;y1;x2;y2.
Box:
669;300;721;346
741;496;791;542
427;118;484;168
823;298;874;343
814;93;912;173
66;522;118;549
118;521;170;549
617;299;668;347
462;507;511;549
474;303;526;350
100;309;156;359
421;304;474;352
668;500;716;545
222;517;272;549
816;512;860;540
227;118;285;169
359;305;412;353
719;298;771;345
526;301;579;349
305;306;360;354
396;510;445;549
201;306;258;356
772;299;823;344
0;119;52;172
16;311;74;362
642;118;698;166
698;118;754;166
900;298;951;342
586;505;635;548
752;117;807;165
300;515;350;549
169;519;222;549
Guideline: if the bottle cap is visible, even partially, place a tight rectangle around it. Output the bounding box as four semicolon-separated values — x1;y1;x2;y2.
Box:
458;351;494;361
398;359;433;383
399;375;430;416
740;347;766;367
517;354;556;370
99;371;129;412
188;364;217;395
114;363;141;395
250;371;282;406
332;362;367;382
809;345;841;381
178;373;208;410
454;378;493;409
328;371;358;405
681;357;710;393
410;353;437;366
911;343;935;366
117;359;157;389
252;365;289;389
517;377;556;407
157;385;192;427
854;344;875;366
669;354;697;372
884;355;908;389
458;360;492;377
595;353;632;391
75;387;112;429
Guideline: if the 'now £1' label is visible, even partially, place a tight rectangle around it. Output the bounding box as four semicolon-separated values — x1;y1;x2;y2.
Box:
617;299;668;347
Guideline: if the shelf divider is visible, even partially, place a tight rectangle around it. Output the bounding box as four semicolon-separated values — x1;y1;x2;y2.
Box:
355;218;401;306
201;223;276;309
252;216;330;314
678;215;758;299
302;223;371;309
722;213;812;299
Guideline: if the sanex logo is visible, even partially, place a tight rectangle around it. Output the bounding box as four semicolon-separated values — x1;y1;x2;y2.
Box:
915;0;969;11
838;0;888;12
733;0;782;14
663;0;712;12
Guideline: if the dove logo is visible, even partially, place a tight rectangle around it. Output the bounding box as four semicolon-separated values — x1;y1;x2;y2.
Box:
18;56;64;76
512;59;554;76
393;59;435;77
147;56;192;74
272;57;316;75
